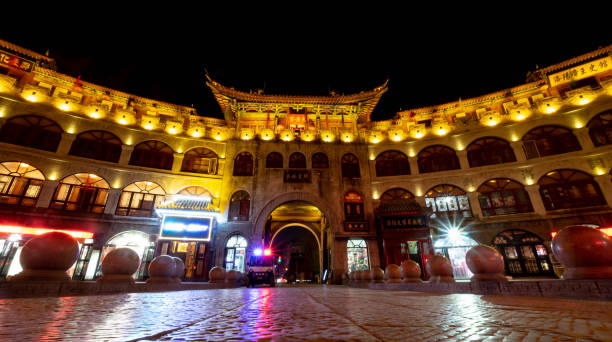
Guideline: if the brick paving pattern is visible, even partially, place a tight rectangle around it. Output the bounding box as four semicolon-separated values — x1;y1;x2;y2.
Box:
1;286;611;341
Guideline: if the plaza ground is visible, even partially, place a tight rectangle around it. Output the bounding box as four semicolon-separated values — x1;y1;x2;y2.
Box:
1;286;611;341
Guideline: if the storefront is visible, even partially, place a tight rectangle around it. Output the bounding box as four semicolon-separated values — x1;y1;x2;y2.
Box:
375;200;433;279
94;230;155;280
0;224;94;279
492;229;554;277
433;230;478;280
155;195;218;282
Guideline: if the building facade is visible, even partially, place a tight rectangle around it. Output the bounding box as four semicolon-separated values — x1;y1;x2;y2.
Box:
1;39;612;283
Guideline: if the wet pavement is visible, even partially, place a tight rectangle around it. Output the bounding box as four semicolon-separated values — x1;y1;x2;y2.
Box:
1;285;611;341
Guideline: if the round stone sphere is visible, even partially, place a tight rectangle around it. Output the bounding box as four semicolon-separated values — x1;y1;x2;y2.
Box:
20;232;79;271
209;266;226;282
466;245;505;274
173;257;185;278
362;268;372;280
385;264;402;282
552;225;612;268
101;248;140;275
226;269;239;282
400;260;421;279
148;255;177;278
371;266;384;281
426;254;454;277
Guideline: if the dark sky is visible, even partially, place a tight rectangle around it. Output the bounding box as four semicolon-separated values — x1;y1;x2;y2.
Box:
2;15;610;122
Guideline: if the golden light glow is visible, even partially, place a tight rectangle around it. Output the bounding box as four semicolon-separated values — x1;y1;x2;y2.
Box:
125;137;133;145
66;126;75;134
574;120;584;129
510;108;531;122
0;109;4;117
168;126;178;135
89;173;99;179
321;130;334;142
58;101;71;111
372;192;379;200
434;123;449;136
485;116;499;126
177;147;183;153
112;180;121;189
89;109;101;119
511;135;519;142
20;163;29;168
191;129;203;138
144;122;154;130
301;131;314;142
467;185;475;192
25;91;38;102
241;128;254;141
214;134;223;141
594;167;606;176
410;125;426;139
389;129;404;142
369;154;375;161
211;129;225;141
416;190;423;197
576;95;592;106
525;177;534;185
260;129;274;141
456;143;464;151
537;98;560;114
408;151;415;157
48;172;58;181
342;132;354;143
281;132;293;142
117;116;128;125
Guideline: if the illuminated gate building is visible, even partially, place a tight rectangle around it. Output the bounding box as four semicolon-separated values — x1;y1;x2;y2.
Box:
1;39;612;282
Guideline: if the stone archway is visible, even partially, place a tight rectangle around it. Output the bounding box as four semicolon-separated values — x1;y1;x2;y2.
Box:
271;223;323;283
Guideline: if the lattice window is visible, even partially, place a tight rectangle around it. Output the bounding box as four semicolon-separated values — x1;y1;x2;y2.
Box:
289;152;306;168
50;173;109;213
418;145;460;173
0;115;62;152
588;110;612;147
116;181;166;217
129;140;174;170
522;125;581;159
312;152;329;169
266;152;283;168
181;147;218;174
538;169;606;210
477;178;532;216
425;184;471;218
467;137;516;167
228;191;250;221
375;150;410;177
69;130;122;163
341;153;360;178
0;161;44;206
233;152;253;176
380;188;414;202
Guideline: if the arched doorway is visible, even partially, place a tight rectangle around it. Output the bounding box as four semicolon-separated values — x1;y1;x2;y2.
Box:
492;229;554;277
96;230;155;280
262;200;331;284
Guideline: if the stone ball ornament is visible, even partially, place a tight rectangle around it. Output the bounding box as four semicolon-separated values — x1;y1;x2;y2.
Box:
10;231;79;282
370;266;384;282
552;225;612;279
173;257;186;282
209;266;226;283
361;268;372;281
98;248;141;283
400;260;422;283
465;245;507;281
384;264;402;283
146;255;178;284
426;254;455;283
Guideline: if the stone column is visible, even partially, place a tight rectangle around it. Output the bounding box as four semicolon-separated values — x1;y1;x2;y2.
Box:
573;127;594;151
467;192;483;219
35;180;59;208
457;150;470;169
171;153;184;173
104;188;122;215
510;141;526;162
408;157;419;175
594;175;612;208
118;145;134;165
56;133;76;155
525;184;547;215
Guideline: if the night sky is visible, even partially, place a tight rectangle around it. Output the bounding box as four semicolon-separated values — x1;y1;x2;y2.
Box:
2;16;610;122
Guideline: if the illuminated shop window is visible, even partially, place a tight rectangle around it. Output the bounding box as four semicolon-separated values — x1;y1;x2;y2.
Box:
341;153;360;178
0;115;62;152
467;137;516;167
434;232;478;280
522;125;581;159
587;110;612;147
129;140;174;170
97;230;154;280
233;152;254;176
347;239;370;272
0;161;44;207
225;235;248;272
375;150;410;177
380;188;414;202
538;169;606;210
266;152;283;168
116;181;165;217
425;184;472;219
492;229;553;277
289;152;306;168
418;145;460;173
181;147;219;174
69;130;123;163
50;173;109;213
477;178;532;216
228;191;250;221
311;152;329;169
344;191;364;221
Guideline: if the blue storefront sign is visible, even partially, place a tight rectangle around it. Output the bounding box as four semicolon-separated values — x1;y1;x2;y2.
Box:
160;216;213;241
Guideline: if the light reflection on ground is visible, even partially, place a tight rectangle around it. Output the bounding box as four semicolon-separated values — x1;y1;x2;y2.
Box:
1;286;611;341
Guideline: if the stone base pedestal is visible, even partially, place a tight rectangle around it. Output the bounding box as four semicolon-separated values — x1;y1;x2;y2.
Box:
97;274;135;284
8;269;71;282
471;273;507;282
146;276;177;284
563;266;612;279
402;277;422;283
429;275;455;283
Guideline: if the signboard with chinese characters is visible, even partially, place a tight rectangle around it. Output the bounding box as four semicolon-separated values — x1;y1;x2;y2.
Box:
548;56;612;87
0;50;34;72
160;216;213;241
382;215;427;229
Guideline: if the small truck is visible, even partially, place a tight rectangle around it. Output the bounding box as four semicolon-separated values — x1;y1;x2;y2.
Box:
246;248;276;287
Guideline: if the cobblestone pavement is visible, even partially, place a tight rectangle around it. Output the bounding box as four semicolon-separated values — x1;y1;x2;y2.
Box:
1;286;612;341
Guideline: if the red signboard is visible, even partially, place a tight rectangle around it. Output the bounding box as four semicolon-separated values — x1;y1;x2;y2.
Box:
0;50;34;72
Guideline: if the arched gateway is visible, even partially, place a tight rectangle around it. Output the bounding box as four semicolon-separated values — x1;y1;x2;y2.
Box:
252;192;339;283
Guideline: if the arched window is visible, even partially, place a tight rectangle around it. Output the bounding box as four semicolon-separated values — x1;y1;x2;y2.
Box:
0;161;45;206
433;234;478;280
587;110;612;147
233;152;253;176
312;152;329;169
129;140;174;170
225;235;248;272
69;130;122;163
380;188;414;202
538;169;606;210
493;230;554;277
347;239;370;272
228;190;250;221
0;115;62;152
50;173;109;213
477;178;532;216
266;152;283;168
116;181;166;217
98;230;154;280
289;152;306;168
467;137;516;167
375;150;410;177
522;125;581;159
418;145;460;173
178;186;212;197
181;147;218;174
341;153;360;178
344;191;364;221
425;184;471;218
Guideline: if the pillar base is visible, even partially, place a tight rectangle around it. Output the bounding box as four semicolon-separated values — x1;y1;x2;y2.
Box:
8;269;71;282
429;276;455;283
471;273;508;282
386;279;402;283
97;274;135;284
402;277;423;283
146;276;176;284
562;266;612;279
